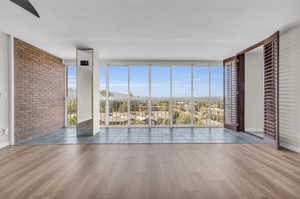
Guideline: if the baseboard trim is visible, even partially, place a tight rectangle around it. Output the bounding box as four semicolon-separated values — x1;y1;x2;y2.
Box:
0;142;9;149
245;128;263;132
280;143;300;153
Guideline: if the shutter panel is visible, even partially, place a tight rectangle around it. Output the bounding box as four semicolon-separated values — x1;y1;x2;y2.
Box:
224;57;240;130
264;34;279;146
223;32;279;148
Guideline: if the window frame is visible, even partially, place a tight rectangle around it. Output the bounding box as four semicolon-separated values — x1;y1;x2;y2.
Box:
97;64;224;128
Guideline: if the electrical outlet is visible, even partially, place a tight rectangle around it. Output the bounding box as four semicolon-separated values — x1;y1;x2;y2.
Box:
0;129;8;136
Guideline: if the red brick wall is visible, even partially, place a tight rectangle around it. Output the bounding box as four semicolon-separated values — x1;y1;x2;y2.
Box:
14;39;65;142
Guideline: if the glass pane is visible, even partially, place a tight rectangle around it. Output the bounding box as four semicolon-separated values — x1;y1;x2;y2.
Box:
67;66;77;126
194;66;209;97
151;66;170;97
194;100;210;126
109;66;128;98
172;101;193;125
151;101;170;125
109;101;128;126
210;66;224;127
99;100;106;125
130;100;149;125
130;66;149;98
99;66;107;98
67;66;77;98
172;66;192;97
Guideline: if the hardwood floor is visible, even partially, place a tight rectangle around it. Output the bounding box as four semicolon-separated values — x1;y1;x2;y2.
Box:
0;144;300;199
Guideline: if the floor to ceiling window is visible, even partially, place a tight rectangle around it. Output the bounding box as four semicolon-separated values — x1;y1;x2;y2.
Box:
98;64;223;127
66;66;77;126
210;66;224;127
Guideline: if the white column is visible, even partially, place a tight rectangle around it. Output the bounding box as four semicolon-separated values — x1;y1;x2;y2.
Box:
9;35;15;145
76;48;95;136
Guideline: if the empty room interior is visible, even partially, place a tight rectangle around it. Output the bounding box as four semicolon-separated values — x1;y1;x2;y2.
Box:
0;0;300;198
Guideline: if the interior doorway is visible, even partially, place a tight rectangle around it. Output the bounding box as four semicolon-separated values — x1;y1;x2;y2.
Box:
244;47;264;138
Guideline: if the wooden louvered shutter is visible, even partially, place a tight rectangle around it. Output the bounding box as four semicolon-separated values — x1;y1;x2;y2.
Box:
224;57;240;131
264;33;279;147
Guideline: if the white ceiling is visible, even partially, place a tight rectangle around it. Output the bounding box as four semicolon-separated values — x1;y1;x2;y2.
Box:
0;0;299;60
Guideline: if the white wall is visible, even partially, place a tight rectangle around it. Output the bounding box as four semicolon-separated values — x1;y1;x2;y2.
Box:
77;68;93;123
0;33;10;148
245;50;264;132
279;25;300;152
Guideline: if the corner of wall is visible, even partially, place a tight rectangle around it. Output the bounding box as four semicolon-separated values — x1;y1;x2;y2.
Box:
0;32;12;149
9;35;15;146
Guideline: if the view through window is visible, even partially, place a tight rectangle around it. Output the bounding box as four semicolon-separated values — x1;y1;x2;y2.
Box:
99;65;224;127
66;66;77;126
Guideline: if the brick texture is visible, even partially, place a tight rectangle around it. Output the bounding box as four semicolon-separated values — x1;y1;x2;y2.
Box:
14;39;65;142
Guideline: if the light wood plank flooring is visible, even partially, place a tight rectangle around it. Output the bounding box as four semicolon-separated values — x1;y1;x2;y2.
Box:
0;144;300;199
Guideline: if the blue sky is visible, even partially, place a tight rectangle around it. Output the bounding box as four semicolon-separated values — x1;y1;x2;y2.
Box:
68;65;223;97
67;66;76;89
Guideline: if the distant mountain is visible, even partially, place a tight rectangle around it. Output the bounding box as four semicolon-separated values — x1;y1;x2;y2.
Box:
99;90;222;99
109;91;129;97
99;90;130;97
